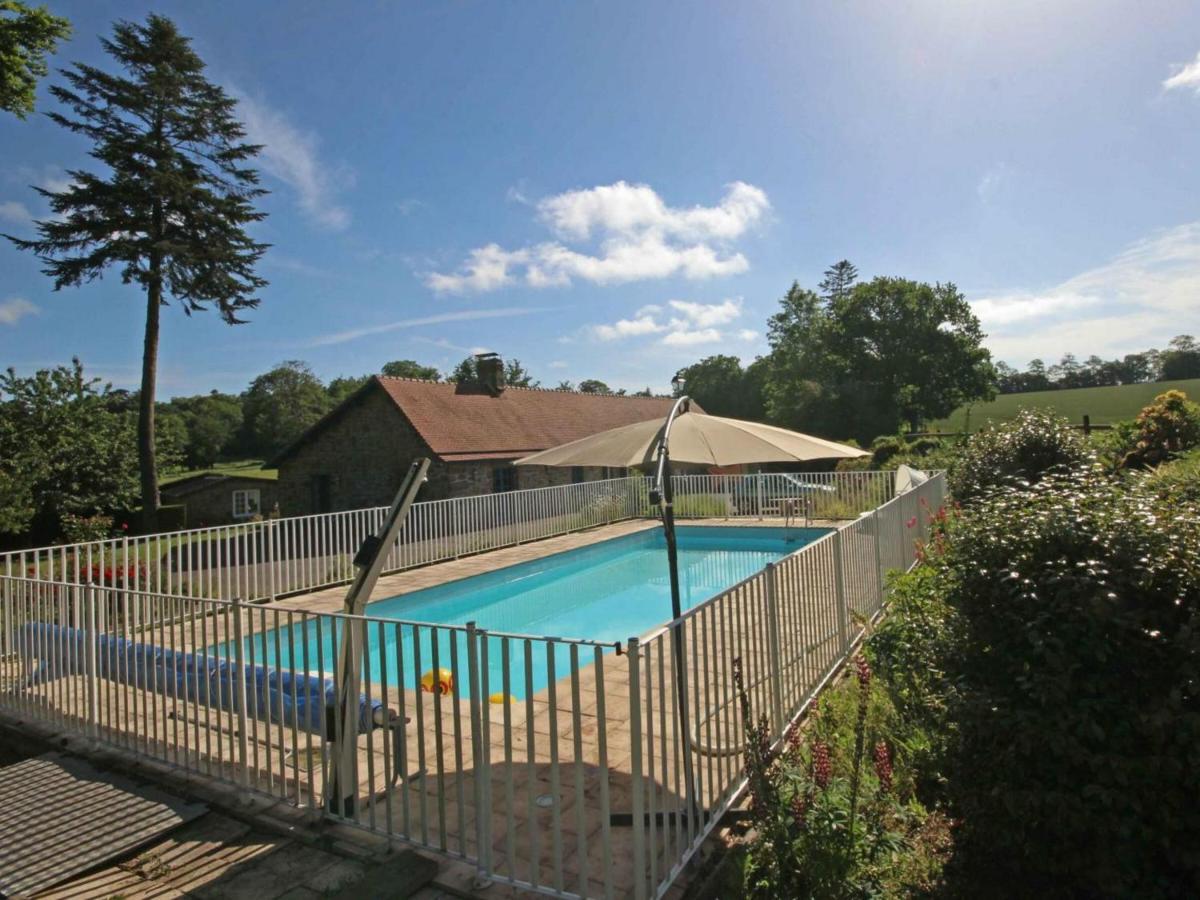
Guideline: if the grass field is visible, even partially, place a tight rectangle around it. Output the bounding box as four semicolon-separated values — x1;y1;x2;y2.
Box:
160;459;277;486
930;378;1200;432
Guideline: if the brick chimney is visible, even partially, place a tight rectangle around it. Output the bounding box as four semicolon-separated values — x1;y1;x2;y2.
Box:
475;352;506;396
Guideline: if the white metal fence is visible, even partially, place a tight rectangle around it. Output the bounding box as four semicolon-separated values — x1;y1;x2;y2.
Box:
0;471;896;605
0;470;942;899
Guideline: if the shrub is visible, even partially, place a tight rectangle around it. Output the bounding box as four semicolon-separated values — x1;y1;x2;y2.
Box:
1144;448;1200;504
931;469;1200;895
735;656;951;898
1118;389;1200;469
59;512;115;543
948;408;1089;502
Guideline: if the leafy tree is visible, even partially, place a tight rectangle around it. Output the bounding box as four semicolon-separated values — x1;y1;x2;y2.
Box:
168;390;241;468
1160;334;1200;380
554;379;574;391
0;359;140;540
5;16;268;530
818;259;858;303
241;361;329;458
578;379;611;395
446;356;477;384
503;358;538;388
381;359;440;380
765;276;995;441
632;386;653;397
326;374;369;405
0;0;70;118
768;277;993;441
674;354;766;419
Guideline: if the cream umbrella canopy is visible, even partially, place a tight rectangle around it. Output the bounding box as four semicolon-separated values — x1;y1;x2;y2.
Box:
514;410;868;469
515;398;866;828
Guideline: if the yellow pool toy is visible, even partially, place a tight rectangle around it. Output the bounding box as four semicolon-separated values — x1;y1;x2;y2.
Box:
489;692;507;704
420;668;454;694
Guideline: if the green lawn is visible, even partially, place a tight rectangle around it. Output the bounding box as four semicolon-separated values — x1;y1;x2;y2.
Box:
160;459;278;486
930;378;1200;432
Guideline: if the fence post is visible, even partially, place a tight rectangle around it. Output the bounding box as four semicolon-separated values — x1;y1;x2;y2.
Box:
764;563;784;733
266;520;277;602
627;636;647;900
465;621;491;887
84;583;100;738
756;473;765;520
832;529;849;653
231;595;250;791
873;510;885;611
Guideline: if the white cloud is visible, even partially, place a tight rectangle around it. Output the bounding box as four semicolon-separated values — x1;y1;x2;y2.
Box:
427;181;769;294
662;327;722;347
666;298;742;327
0;200;31;224
235;93;352;230
972;223;1200;364
593;315;667;341
588;297;757;348
305;306;550;347
1163;50;1200;94
549;360;568;369
0;298;39;326
426;244;528;293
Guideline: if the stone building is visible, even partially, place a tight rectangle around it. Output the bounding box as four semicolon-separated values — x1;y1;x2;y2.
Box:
270;366;681;515
159;473;280;528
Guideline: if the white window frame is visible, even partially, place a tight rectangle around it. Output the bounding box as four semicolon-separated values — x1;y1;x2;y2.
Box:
232;488;261;519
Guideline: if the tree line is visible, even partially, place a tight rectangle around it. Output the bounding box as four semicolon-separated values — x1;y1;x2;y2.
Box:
994;336;1200;393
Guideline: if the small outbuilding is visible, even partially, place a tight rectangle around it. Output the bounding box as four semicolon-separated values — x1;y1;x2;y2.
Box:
159;472;280;528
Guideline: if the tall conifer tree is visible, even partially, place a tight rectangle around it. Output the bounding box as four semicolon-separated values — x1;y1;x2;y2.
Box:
6;15;268;528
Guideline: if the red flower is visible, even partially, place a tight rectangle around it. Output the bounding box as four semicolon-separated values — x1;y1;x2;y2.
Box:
906;515;918;528
121;522;129;531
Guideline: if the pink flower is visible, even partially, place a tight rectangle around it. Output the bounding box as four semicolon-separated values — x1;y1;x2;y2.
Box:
906;516;918;528
874;741;893;793
811;740;832;789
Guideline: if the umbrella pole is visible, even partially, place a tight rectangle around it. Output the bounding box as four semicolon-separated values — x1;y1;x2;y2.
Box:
660;451;702;827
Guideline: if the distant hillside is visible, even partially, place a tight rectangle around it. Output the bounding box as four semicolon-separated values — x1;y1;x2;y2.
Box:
929;378;1200;432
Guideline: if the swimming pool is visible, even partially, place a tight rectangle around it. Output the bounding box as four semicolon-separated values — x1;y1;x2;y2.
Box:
229;525;829;698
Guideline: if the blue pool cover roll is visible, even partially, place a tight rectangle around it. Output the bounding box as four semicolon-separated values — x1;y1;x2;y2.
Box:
17;622;386;736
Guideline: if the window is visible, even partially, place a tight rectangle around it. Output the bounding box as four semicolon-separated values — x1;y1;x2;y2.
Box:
571;466;585;484
232;488;260;519
493;465;517;493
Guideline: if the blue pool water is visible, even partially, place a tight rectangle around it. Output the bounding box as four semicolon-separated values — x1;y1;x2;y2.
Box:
227;525;828;698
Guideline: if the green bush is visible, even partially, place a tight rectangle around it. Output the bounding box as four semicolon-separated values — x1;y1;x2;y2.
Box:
1144;448;1200;504
928;469;1200;895
948;408;1089;502
735;656;951;899
1118;389;1200;469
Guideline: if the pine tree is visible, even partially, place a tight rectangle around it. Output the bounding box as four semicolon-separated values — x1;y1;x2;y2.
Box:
5;15;268;528
0;1;71;118
818;259;858;303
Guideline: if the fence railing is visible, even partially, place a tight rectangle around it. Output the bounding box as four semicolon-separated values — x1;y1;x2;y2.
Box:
0;469;943;900
0;471;896;606
622;472;944;898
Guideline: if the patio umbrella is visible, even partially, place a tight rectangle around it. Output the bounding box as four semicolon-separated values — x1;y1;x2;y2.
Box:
515;399;866;826
514;410;867;469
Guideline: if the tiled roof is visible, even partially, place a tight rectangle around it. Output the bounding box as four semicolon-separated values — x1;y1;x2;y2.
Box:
375;377;683;460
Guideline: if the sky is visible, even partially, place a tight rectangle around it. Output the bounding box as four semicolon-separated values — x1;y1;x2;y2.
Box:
3;0;1200;397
